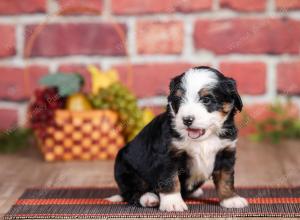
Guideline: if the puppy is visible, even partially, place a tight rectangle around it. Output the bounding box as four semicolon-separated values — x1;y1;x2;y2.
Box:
107;66;248;211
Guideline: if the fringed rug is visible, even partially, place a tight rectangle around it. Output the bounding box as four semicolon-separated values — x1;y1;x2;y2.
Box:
4;187;300;219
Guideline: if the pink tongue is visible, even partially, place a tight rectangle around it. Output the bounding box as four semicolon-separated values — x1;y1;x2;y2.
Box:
188;129;203;139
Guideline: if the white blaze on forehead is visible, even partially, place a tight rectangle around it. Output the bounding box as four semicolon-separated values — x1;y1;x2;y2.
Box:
183;68;218;101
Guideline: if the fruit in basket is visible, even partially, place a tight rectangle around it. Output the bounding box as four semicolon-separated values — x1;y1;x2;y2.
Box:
29;87;65;138
142;108;155;125
88;65;119;94
66;93;92;111
90;82;145;141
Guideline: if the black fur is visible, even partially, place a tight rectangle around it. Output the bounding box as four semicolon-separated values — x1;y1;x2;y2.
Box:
168;73;185;114
114;66;242;206
214;148;236;172
114;112;180;205
196;66;243;113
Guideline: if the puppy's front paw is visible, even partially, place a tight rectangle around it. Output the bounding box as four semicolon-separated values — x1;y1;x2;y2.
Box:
220;196;248;208
159;192;188;212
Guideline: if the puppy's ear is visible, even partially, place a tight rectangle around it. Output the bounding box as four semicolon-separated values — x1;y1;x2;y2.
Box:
169;78;176;94
168;77;178;104
222;78;243;112
169;74;184;94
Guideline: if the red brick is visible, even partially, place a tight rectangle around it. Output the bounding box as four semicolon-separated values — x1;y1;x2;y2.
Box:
0;0;46;15
220;62;266;95
0;25;15;58
58;64;94;93
137;21;183;54
114;63;194;98
220;0;266;12
112;0;212;15
194;18;300;54
0;66;48;101
58;0;103;15
25;23;127;57
277;61;300;95
0;108;18;131
276;0;300;11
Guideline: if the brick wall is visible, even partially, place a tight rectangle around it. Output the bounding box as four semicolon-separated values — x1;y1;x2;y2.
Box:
0;0;300;130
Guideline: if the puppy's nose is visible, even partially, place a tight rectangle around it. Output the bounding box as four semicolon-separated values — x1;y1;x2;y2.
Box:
183;116;195;127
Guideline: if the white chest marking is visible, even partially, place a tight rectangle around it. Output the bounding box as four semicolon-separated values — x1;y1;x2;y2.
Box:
173;135;235;190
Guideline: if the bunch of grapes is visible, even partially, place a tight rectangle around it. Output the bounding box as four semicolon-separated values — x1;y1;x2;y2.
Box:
90;82;144;141
29;87;65;138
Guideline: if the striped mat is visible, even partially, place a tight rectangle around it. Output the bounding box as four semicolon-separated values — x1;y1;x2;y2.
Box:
4;187;300;219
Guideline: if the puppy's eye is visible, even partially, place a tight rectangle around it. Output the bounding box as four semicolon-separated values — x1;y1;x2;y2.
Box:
201;96;211;105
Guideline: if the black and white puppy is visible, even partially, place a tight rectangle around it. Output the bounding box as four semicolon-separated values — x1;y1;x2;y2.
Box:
107;66;248;211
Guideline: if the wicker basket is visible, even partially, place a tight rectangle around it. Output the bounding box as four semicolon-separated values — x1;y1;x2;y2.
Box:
35;110;124;161
25;6;132;161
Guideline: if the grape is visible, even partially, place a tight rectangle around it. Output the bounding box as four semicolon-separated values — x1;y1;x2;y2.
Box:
90;82;144;142
28;87;65;139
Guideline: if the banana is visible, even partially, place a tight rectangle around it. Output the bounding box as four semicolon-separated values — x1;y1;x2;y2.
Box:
87;65;119;94
142;108;155;125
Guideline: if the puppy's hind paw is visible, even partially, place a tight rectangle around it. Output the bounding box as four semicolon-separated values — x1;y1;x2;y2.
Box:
220;196;248;208
105;194;124;202
188;188;204;199
140;192;159;207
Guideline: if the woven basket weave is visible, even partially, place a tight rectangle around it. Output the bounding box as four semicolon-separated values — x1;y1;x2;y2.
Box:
35;110;124;161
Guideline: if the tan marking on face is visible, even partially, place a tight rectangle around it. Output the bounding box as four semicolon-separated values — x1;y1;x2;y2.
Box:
220;102;233;116
198;88;210;97
223;102;233;113
175;89;183;97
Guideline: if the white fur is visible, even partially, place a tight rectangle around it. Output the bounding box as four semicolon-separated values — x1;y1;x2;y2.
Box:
105;194;123;202
220;196;249;208
139;192;159;207
172;68;237;189
189;188;204;198
173;134;228;190
221;138;237;149
183;68;218;100
174;68;225;141
159;192;188;212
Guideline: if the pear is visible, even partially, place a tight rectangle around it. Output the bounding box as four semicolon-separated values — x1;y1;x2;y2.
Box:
66;93;92;111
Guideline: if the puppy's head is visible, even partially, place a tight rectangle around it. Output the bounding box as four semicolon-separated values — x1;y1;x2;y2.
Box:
168;66;242;141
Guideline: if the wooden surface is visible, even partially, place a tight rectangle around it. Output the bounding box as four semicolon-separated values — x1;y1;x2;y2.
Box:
1;138;300;219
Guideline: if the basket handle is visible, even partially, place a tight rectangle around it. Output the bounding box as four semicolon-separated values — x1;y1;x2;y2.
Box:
23;6;133;97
